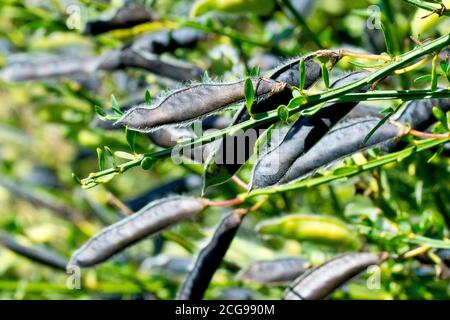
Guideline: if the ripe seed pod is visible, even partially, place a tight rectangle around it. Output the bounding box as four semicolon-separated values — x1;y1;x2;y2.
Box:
70;196;207;267
116;77;289;132
250;71;371;190
236;257;310;285
277;118;407;185
284;252;388;300
256;214;361;250
177;209;246;300
202;57;321;192
0;233;67;271
84;4;157;35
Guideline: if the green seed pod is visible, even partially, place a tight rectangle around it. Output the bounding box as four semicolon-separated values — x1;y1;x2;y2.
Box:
256;214;361;250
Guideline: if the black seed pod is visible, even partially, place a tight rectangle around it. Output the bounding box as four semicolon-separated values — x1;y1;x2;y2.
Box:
277;118;407;185
70;196;206;267
284;252;388;300
251;71;371;190
237;257;310;284
177;209;246;300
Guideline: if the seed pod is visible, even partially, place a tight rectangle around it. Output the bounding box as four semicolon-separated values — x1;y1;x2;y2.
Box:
250;71;371;190
236;257;310;285
84;4;157;35
284;252;388;300
177;209;246;300
70;196;207;267
116;78;289;132
131;28;207;55
345;104;383;120
0;233;67;271
256;214;361;249
202;57;321;192
277;118;407;185
125;175;202;212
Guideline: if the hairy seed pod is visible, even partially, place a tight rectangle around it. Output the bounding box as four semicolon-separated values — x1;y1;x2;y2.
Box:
250;71;371;190
284;252;388;300
202;57;321;192
70;196;206;267
125;175;202;211
177;209;246;300
236;257;310;285
131;28;207;55
116;77;289;132
277;118;407;185
0;233;67;271
256;214;361;249
84;4;157;35
345;104;383;120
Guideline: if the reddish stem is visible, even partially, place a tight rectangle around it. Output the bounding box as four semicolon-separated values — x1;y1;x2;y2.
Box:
409;129;450;139
205;197;244;207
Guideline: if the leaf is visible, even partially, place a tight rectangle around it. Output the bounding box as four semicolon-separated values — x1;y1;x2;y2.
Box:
244;77;255;116
299;59;306;91
72;173;82;185
432;106;449;130
111;94;123;115
144;90;152;105
380;22;393;56
431;55;438;91
94;105;107;117
125;127;137;154
277;105;289;122
114;151;135;160
321;63;329;89
427;144;444;163
96;147;105;171
413;74;432;83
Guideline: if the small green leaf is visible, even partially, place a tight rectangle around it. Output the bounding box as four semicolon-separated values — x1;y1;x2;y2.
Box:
114;151;135;160
97;147;105;171
364;104;402;144
299;59;306;91
321;63;329;89
277;105;289;122
432;106;449;130
427;145;444;163
140;157;154;170
125;127;137;153
94;105;107;117
111;94;123;115
244;77;255;116
104;146;116;167
72;173;82;185
380;22;393;56
144;90;152;105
